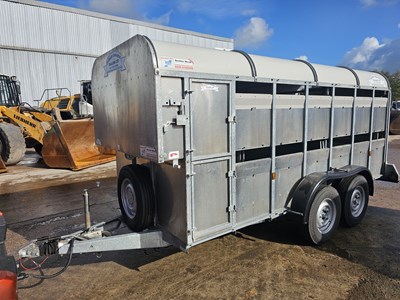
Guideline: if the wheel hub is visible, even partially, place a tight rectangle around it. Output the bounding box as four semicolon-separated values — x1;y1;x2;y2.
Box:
350;187;365;217
121;178;137;219
316;198;336;234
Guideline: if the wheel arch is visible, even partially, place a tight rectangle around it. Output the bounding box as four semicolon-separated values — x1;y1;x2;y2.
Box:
288;165;373;224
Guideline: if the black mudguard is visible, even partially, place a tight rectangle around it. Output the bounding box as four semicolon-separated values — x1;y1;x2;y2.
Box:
288;165;373;224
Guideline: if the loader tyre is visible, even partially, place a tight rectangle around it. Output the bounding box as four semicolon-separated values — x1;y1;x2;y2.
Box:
118;164;155;232
0;123;25;165
304;185;341;245
338;175;369;227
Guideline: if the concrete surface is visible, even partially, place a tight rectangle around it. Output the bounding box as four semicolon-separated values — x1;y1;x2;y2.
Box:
0;140;399;300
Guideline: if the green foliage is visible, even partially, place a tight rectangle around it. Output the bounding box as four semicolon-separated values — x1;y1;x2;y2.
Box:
381;71;400;100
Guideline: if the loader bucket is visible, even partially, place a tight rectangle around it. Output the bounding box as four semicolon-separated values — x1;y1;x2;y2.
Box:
390;110;400;135
41;119;115;171
0;158;6;173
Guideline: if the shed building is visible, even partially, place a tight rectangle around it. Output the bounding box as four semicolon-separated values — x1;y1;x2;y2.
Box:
0;0;233;105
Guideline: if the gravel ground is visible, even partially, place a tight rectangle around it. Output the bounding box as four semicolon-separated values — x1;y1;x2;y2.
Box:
1;139;399;300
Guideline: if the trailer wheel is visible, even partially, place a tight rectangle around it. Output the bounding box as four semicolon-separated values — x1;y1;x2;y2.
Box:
338;175;369;227
118;165;155;232
304;185;341;245
0;123;25;165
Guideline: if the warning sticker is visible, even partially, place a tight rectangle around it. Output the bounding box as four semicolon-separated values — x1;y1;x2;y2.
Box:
200;84;219;92
168;151;180;160
140;145;158;161
160;57;194;70
369;75;386;87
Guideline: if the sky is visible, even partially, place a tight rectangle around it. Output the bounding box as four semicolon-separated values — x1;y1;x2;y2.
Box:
39;0;400;73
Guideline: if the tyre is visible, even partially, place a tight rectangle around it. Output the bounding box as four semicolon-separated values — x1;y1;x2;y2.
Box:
117;164;155;232
338;175;369;227
33;143;43;155
0;123;26;165
304;185;341;245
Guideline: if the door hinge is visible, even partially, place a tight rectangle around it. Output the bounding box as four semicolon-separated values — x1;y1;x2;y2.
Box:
227;170;236;178
176;115;188;126
185;90;194;95
227;205;236;213
227;115;236;123
186;172;196;178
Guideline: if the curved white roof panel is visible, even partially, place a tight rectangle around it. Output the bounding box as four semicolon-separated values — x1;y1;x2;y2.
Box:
131;35;390;90
354;70;388;88
311;63;357;86
250;55;315;82
152;40;253;77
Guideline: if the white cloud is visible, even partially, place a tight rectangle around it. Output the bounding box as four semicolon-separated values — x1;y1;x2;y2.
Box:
296;55;309;61
360;0;377;6
149;10;173;25
360;0;400;7
342;37;400;72
176;0;262;19
343;37;383;65
234;17;273;49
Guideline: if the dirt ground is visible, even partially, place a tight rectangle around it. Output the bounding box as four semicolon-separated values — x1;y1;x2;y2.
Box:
1;140;400;300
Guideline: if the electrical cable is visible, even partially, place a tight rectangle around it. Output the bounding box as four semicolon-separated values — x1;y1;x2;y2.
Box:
19;238;75;281
19;256;49;271
31;238;75;279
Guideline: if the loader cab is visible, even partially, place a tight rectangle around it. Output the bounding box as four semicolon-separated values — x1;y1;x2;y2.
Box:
0;75;21;107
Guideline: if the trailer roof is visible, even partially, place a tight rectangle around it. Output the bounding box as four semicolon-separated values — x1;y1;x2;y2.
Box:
152;37;388;88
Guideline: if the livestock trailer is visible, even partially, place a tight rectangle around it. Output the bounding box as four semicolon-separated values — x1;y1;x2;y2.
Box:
5;34;398;296
90;34;398;248
15;35;399;264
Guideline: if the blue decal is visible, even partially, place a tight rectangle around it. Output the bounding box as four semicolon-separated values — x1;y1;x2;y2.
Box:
104;50;126;77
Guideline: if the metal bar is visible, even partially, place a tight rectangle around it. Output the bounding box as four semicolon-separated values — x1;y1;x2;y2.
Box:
187;78;195;244
368;89;375;169
270;81;277;214
350;88;357;164
302;84;309;176
328;86;336;168
229;82;236;228
58;230;170;255
383;90;391;164
83;190;91;229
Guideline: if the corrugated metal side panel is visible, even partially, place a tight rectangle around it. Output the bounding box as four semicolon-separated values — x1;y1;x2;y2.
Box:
0;48;94;104
0;1;233;105
110;20;130;47
1;1;233;54
0;2;14;46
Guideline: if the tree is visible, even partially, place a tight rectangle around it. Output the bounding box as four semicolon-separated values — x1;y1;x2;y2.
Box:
381;71;400;100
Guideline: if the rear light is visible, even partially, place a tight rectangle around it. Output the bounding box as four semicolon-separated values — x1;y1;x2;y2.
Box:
0;212;18;299
0;270;17;300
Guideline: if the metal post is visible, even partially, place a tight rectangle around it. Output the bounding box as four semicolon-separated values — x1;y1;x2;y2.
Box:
302;84;309;176
368;89;375;169
350;87;358;164
383;90;391;164
328;86;336;168
270;81;277;215
83;189;91;229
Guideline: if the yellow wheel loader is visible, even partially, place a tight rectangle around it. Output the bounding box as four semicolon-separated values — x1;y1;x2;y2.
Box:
0;75;114;172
